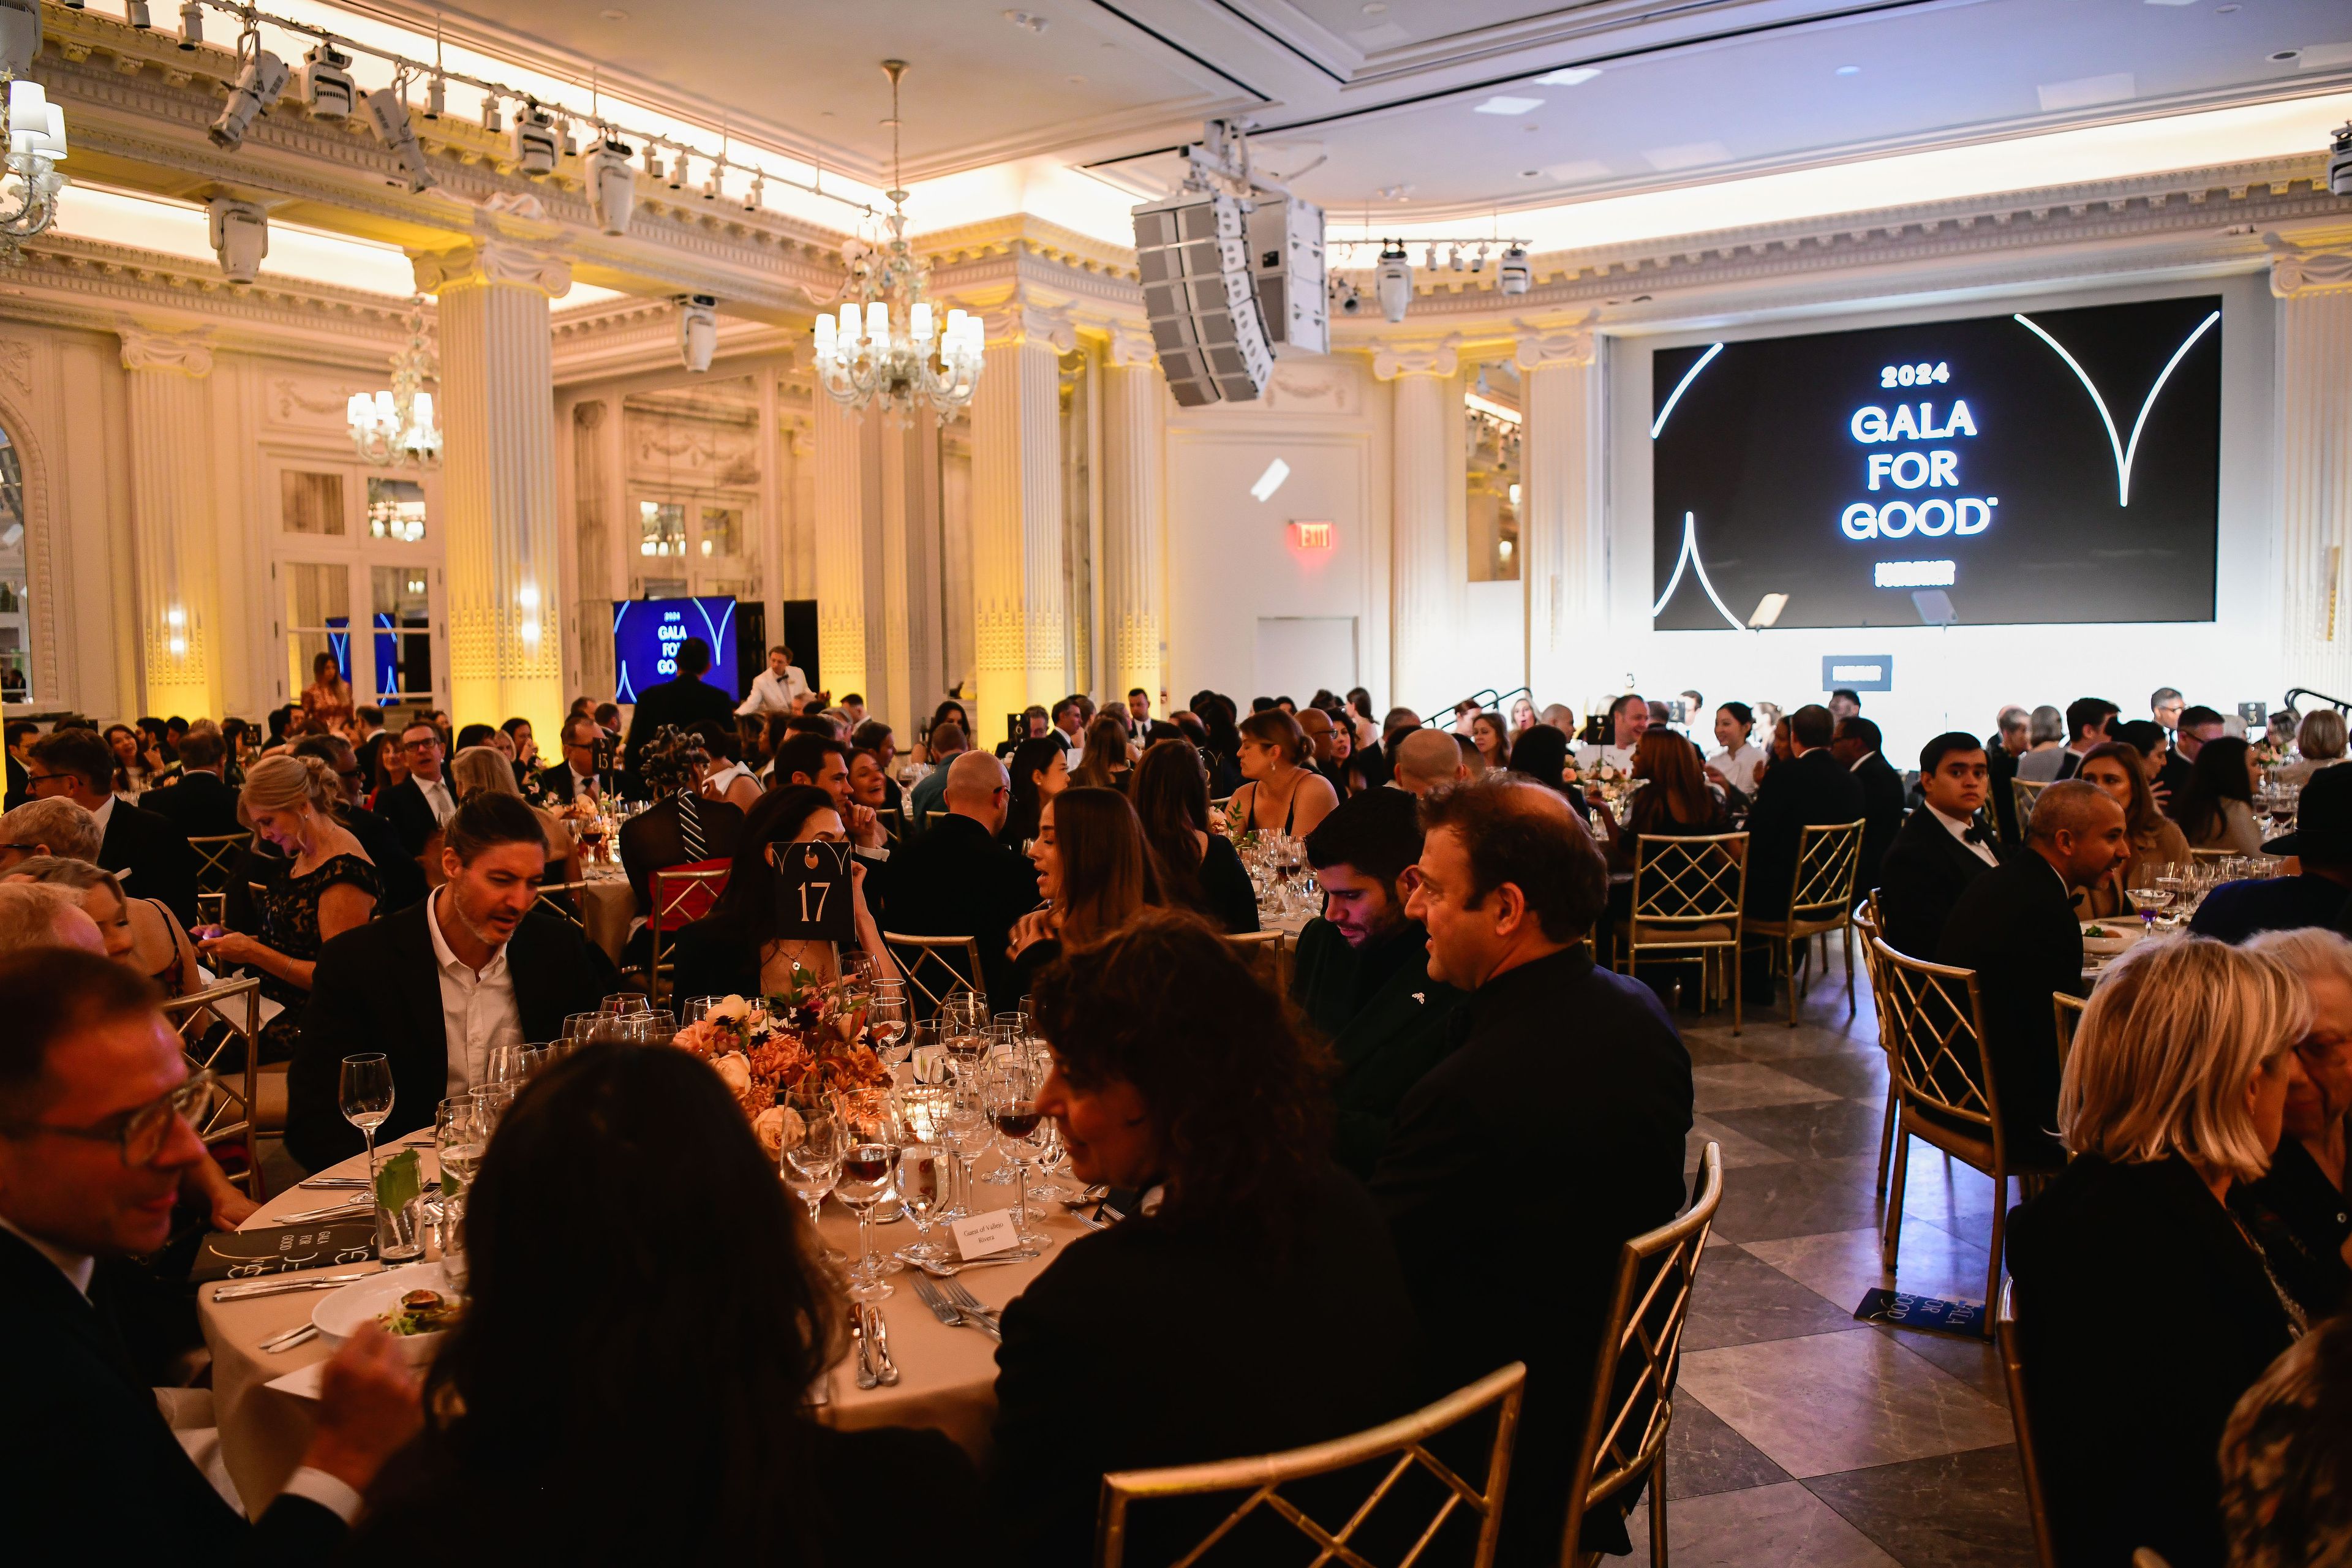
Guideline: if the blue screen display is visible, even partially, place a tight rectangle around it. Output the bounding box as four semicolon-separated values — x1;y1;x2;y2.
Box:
611;597;738;704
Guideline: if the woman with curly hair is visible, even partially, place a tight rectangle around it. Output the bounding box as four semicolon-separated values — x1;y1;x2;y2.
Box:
990;909;1419;1565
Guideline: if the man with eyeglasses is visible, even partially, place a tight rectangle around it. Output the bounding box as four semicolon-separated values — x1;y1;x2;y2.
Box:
374;720;457;861
880;750;1037;1002
0;946;422;1561
536;714;608;805
24;726;200;927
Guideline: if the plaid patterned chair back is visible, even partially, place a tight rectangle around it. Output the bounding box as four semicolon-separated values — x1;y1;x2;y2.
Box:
1872;938;1996;1133
1559;1141;1725;1567
1094;1362;1527;1568
881;932;987;1020
647;860;732;1005
1783;819;1866;924
1996;1281;2062;1568
159;976;263;1197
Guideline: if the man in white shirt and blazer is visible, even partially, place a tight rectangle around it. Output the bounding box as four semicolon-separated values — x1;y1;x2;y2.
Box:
735;645;811;718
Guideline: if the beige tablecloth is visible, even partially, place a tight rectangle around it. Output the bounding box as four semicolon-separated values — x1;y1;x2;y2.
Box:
197;1137;1076;1511
578;874;634;964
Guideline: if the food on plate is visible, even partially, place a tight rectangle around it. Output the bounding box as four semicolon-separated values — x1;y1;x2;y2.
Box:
376;1287;462;1336
2084;924;2113;938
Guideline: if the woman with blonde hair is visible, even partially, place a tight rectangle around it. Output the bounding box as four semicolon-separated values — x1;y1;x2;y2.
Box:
1228;708;1338;839
442;744;580;885
2008;937;2312;1568
2277;707;2349;786
0;855;202;998
195;752;379;1061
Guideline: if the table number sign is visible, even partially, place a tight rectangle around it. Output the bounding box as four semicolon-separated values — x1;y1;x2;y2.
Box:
770;840;858;944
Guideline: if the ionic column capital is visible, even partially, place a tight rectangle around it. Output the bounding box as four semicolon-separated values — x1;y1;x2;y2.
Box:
982;299;1077;353
1107;323;1158;369
1513;312;1599;372
413;240;574;300
2267;236;2352;298
116;324;214;378
1372;336;1460;380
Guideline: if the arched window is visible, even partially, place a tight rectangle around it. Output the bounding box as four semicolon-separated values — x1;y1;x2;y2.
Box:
0;423;28;704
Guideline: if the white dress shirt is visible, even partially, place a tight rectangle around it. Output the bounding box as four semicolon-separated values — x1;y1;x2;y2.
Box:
559;765;598;803
413;773;457;826
426;889;522;1098
736;665;811;717
89;793;119;836
1707;742;1765;796
1928;802;2000;867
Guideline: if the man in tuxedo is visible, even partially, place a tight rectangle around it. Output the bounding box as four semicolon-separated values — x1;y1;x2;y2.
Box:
1125;687;1169;745
1834;715;1907;897
0;946;421;1562
24;727;198;928
287;795;616;1170
1373;778;1691;1565
0;796;100;873
883;752;1039;1003
291;735;426;914
734;644;811;718
537;713;608;806
1936;781;2127;1159
373;719;457;860
2018;696;2118;783
1981;706;2030;846
135;728;243;839
4;718;36;810
1744;704;1866;919
1294;788;1464;1177
2150;686;2185;734
1875;733;2001;957
622;635;737;772
2193;761;2352;943
2160;705;2226;820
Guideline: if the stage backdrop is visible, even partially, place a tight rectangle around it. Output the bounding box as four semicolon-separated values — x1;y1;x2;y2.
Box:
1649;294;2222;631
611;597;739;704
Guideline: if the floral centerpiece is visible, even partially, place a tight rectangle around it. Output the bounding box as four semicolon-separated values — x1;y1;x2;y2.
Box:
668;969;891;1156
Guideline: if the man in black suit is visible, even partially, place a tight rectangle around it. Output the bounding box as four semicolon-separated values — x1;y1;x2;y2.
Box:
4;717;36;810
1875;733;2002;957
1123;687;1170;745
25;726;198;927
0;946;421;1562
137;728;244;840
1373;778;1691;1565
1743;703;1866;919
536;712;609;806
291;735;427;914
287;795;617;1170
616;727;744;919
1833;715;1907;897
1936;781;2128;1159
2160;704;2226;821
1983;706;2029;847
879;752;1039;1004
621;635;736;773
372;718;458;860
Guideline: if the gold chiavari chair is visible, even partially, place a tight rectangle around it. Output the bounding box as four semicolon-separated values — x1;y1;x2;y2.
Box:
159;976;265;1197
2011;777;2048;832
535;878;591;932
2188;845;2234;865
187;831;251;929
1741;818;1866;1027
2052;992;2086;1077
1561;1141;1726;1568
1225;928;1289;992
1874;940;2066;1311
646;861;731;1005
1852;898;1904;1196
882;932;989;1020
925;810;951;834
1093;1362;1528;1568
1996;1281;2060;1568
875;806;903;847
1617;832;1749;1032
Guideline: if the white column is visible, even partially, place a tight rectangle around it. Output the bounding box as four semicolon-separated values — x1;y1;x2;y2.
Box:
2275;245;2352;701
415;241;570;741
118;328;222;720
810;390;870;706
970;301;1074;733
1102;325;1167;712
1374;339;1462;713
568;399;614;703
1516;318;1605;706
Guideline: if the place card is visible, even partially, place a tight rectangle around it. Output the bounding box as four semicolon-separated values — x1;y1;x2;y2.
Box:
949;1208;1019;1260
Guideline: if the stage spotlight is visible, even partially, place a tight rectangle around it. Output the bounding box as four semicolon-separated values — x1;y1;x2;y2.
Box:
480;93;502;135
1374;243;1412;323
677;294;718;372
422;75;444;119
300;43;355;120
364;85;434;191
124;1;150;28
1498;245;1530;295
176;2;202;48
209;49;289;149
206;196;268;284
589;137;636;234
511;100;559;176
2330;122;2351;198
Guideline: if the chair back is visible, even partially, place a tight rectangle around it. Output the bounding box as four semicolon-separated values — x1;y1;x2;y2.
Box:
1224;927;1287;989
1561;1141;1726;1559
159;976;263;1195
2011;777;2047;829
1626;832;1748;949
1872;938;1999;1138
535;879;590;932
875;805;903;846
1095;1362;1528;1568
1996;1281;2060;1568
187;832;252;897
2052;992;2086;1076
882;931;988;1019
647;860;732;1003
1853;902;1894;1028
925;810;951;833
1781;818;1866;924
2188;845;2234;864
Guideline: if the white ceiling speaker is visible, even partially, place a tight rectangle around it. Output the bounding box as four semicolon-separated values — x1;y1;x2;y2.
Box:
1133;188;1275;407
1248;194;1328;357
206;196;268;284
677;295;718;372
1374;243;1412;323
590;137;636;234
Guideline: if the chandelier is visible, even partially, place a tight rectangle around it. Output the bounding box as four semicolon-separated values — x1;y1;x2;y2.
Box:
812;61;982;422
0;75;69;264
347;299;442;467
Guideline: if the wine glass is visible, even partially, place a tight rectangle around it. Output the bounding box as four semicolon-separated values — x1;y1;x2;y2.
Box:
941;1008;990;1085
680;996;719;1025
434;1095;486;1198
937;1080;989;1225
484;1042;529;1090
867;996;911;1069
601;993;649;1017
782;1111;845;1263
895;1143;951;1263
833;1094;905;1300
985;1058;1052;1246
562;1011;598;1049
338;1052;394;1175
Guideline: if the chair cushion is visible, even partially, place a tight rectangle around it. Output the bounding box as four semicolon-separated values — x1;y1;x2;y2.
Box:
255;1065;288;1133
1631;920;1736;946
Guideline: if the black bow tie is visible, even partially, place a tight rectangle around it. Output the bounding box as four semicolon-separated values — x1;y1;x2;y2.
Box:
1962;822;1991;845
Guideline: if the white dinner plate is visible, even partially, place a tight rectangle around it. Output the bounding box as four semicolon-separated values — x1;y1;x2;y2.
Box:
2079;921;2141;956
312;1261;455;1363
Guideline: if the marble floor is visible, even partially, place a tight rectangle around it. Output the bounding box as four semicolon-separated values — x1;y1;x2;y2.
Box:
1620;943;2038;1568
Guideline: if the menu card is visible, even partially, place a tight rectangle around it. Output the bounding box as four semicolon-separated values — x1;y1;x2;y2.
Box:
194;1219;377;1283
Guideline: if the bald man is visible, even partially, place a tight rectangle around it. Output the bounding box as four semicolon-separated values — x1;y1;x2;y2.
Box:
882;750;1039;1001
1391;729;1469;797
1936;780;2128;1159
0;882;104;957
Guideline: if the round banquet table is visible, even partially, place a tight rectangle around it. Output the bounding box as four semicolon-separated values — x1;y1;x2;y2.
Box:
577;869;635;963
197;1130;1084;1512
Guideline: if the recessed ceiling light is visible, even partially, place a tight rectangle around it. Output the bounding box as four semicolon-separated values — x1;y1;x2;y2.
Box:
1361;2;1387;12
1834;64;1861;75
2269;48;2302;61
2214;3;2239;10
599;7;628;18
1474;94;1545;115
1536;66;1600;86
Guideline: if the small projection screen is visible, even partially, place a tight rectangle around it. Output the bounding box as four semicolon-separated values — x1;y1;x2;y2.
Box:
1648;295;2222;631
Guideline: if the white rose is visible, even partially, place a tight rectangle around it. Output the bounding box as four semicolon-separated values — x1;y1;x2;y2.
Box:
752;1104;801;1158
710;995;751;1025
711;1053;753;1097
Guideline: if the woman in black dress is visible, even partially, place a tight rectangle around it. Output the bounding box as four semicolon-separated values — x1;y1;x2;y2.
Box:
1005;786;1157;998
1131;739;1258;933
1000;735;1069;852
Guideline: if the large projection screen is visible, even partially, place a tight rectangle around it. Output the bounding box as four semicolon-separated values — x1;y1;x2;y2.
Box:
1649;295;2222;631
612;596;739;704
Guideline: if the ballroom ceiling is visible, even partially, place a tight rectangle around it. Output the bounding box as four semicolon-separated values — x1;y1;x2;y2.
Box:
342;0;2352;220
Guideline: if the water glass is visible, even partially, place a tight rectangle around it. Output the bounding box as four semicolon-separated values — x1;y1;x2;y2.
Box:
433;1095;487;1199
896;1144;951;1262
782;1111;845;1259
375;1188;426;1265
338;1052;394;1175
868;997;911;1067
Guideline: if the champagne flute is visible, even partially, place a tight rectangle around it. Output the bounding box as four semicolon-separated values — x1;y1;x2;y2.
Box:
338;1052;394;1175
782;1112;845;1263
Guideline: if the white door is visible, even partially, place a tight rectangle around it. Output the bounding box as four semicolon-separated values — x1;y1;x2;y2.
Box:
1254;617;1357;704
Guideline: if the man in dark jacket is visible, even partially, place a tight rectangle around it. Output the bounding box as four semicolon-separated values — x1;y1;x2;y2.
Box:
1373;777;1692;1566
880;752;1040;1003
1743;703;1866;919
1833;715;1907;898
137;729;243;839
2193;761;2352;944
620;635;736;774
1875;732;2001;957
1935;781;2127;1158
1292;787;1464;1176
290;735;426;914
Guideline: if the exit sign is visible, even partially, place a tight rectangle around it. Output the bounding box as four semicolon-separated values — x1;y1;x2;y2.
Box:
1290;519;1334;550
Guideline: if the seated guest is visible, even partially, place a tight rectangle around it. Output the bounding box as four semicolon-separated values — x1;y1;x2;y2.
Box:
1705;701;1766;802
2237;928;2352;1316
345;1043;973;1564
1936;781;2126;1158
291;735;424;914
23;726;198;927
1392;726;1471;799
536;713;608;806
995;704;1054;760
1293;788;1464;1175
850;720;905;814
1467;711;1511;772
137;728;243;839
2188;765;2352;943
1744;703;1865;919
617;728;745;918
2075;740;2193;919
1833;717;1906;893
374;720;458;860
904;722;965;835
0;795;100;873
1876;733;1999;957
2219;1314;2352;1568
0;947;423;1564
1373;777;1691;1564
6;858;203;999
1006;787;1156;999
1502;722;1574;803
1132;739;1257;935
287;795;617;1170
1577;693;1648;775
1229;708;1340;839
441;746;579;887
995;911;1420;1566
878;752;1038;1002
1298;705;1355;796
2107;718;2177;815
1592;727;1732;880
692;720;764;815
5;716;34;809
2278;707;2351;787
1000;734;1069;851
2018;696;2117;783
772;732;889;858
0;880;103;953
2008;936;2310;1568
2184;736;2267;854
2161;704;2229;814
1070;714;1134;792
667;786;897;1005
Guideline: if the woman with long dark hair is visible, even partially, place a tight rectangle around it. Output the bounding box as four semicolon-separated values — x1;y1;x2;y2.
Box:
1592;729;1732;878
1468;712;1511;772
992;910;1417;1564
1069;714;1134;791
1005;786;1157;996
1131;740;1258;933
2181;734;2264;854
345;1044;974;1564
1001;734;1069;851
1191;691;1245;799
668;784;895;1001
2075;740;2192;916
1229;709;1338;839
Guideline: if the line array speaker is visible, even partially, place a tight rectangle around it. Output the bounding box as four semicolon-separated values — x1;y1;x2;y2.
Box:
1249;194;1327;357
1133;190;1274;407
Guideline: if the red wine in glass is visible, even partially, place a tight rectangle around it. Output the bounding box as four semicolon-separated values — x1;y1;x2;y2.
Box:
994;1102;1042;1140
842;1144;899;1185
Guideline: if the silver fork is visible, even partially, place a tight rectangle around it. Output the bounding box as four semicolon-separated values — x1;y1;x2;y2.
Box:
937;1278;1002;1336
913;1274;998;1340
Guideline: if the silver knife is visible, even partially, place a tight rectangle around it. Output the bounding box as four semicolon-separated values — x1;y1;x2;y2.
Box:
848;1304;878;1390
213;1270;376;1301
276;1199;374;1224
865;1304;900;1386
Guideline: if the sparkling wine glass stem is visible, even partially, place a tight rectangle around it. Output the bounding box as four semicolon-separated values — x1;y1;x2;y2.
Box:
856;1204;876;1278
1014;1158;1030;1235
